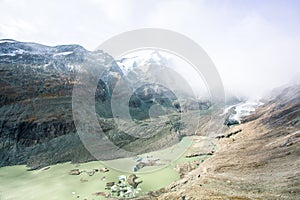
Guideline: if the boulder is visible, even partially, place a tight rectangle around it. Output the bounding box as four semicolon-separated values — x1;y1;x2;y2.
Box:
100;167;109;173
69;169;80;175
127;174;143;188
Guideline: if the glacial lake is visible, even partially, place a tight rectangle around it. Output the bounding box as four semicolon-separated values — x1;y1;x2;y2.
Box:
0;137;203;200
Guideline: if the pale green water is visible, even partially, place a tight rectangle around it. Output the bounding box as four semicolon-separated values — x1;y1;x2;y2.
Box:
0;137;203;200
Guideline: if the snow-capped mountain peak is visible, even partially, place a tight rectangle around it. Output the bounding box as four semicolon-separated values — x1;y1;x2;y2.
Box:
116;50;168;75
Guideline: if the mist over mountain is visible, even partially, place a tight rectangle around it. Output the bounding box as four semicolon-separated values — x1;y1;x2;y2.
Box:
0;39;299;199
1;0;299;198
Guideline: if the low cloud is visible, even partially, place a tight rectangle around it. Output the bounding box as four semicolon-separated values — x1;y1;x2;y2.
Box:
0;0;299;98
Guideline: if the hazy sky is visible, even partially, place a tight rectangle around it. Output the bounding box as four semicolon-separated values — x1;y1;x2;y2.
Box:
0;0;300;98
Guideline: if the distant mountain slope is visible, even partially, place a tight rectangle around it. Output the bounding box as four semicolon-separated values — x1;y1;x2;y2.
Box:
0;40;212;169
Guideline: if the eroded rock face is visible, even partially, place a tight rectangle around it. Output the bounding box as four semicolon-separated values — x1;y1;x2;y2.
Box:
0;40;117;168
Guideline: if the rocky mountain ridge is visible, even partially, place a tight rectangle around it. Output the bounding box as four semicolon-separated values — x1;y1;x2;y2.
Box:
0;40;212;168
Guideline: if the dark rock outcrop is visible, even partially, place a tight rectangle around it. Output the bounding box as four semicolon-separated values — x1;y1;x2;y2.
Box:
224;106;239;127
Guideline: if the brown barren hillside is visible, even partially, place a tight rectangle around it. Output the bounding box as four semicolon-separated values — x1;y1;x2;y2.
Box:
136;85;300;200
